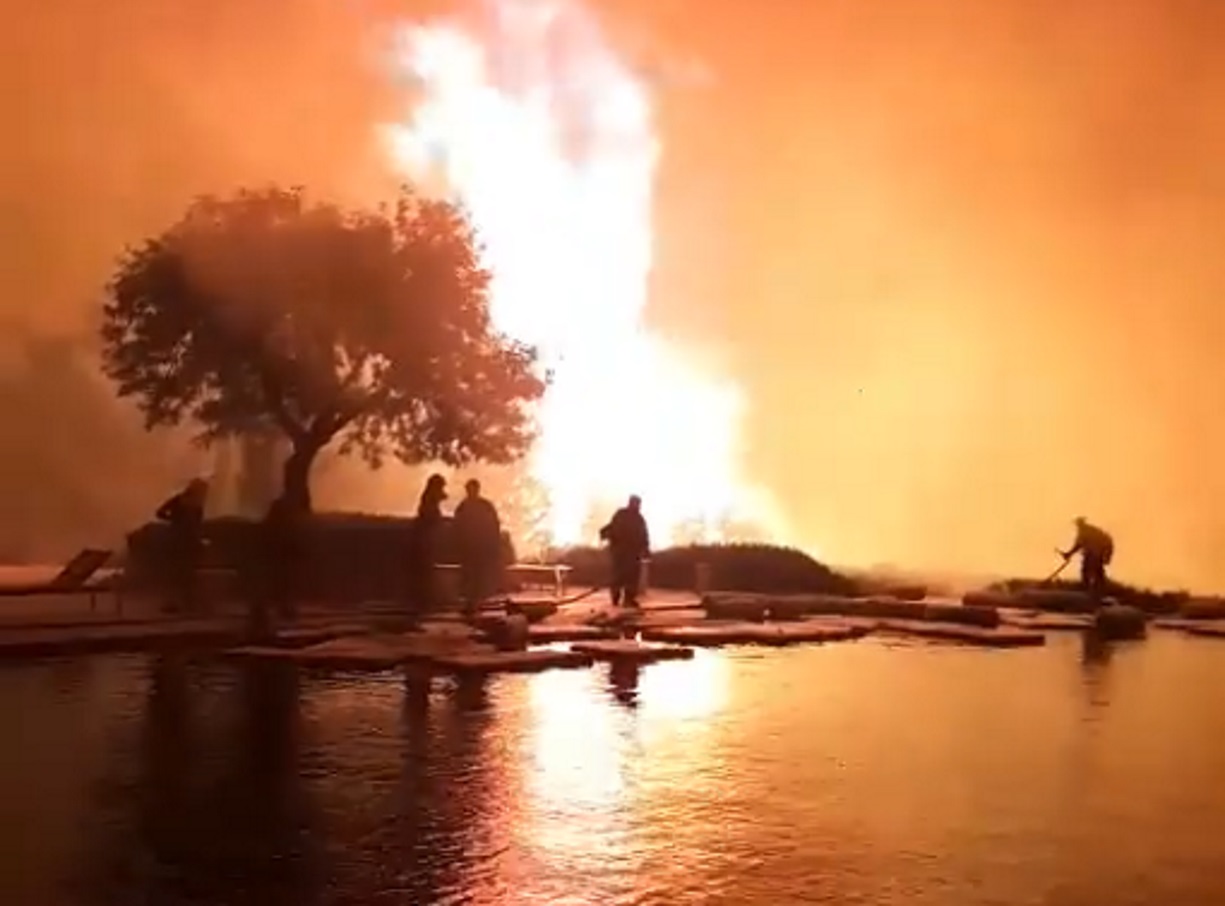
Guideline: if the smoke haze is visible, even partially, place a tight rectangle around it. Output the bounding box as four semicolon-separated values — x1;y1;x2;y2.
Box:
4;0;1225;590
0;0;409;558
638;0;1225;589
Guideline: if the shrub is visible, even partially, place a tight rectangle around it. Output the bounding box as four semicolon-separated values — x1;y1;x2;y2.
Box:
552;542;860;597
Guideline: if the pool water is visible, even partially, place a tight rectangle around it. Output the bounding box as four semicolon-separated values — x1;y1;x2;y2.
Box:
0;631;1223;906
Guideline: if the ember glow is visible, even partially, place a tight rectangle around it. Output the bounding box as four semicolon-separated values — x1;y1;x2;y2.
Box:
384;0;780;546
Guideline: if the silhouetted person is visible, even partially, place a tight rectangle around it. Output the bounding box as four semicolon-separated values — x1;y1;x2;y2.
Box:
257;494;307;634
1059;516;1114;602
407;474;447;621
599;495;650;609
453;479;503;619
155;478;208;614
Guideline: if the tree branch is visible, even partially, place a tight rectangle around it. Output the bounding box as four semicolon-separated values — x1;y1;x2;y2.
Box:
257;364;308;443
308;398;364;445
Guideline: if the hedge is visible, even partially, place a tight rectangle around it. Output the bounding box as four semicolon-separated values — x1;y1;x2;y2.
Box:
551;542;861;597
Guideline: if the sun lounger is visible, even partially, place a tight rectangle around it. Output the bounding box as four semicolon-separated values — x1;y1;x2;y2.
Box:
0;549;124;612
435;562;573;599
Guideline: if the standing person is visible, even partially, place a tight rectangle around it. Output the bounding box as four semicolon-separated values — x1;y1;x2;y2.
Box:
407;474;447;621
453;479;503;619
1059;516;1115;602
155;478;209;614
599;495;650;609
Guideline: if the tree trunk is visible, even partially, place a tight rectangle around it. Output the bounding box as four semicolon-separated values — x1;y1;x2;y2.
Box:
245;441;319;645
280;442;320;513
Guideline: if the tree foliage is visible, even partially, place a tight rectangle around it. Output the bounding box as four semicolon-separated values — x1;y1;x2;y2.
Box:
101;185;546;508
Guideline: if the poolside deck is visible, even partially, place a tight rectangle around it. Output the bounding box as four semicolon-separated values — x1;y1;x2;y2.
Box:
0;581;1149;660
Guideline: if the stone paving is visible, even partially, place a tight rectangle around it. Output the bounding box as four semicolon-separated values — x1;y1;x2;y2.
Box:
0;582;680;656
7;578;1214;661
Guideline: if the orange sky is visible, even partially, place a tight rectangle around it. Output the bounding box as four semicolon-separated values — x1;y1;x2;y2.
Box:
3;0;1225;588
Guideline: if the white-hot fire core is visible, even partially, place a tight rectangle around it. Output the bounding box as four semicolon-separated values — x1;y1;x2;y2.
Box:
384;0;780;547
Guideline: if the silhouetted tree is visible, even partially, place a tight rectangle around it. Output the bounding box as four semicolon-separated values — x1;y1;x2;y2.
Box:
100;186;546;511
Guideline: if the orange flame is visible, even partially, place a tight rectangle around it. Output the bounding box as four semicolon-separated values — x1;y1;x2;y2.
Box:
384;0;782;547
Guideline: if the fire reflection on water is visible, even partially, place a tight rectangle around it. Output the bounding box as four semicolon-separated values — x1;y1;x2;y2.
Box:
498;651;732;898
8;640;1225;905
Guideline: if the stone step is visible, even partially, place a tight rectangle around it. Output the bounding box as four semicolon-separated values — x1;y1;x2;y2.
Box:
877;620;1045;648
640;619;869;648
528;624;620;644
570;640;694;663
427;649;594;676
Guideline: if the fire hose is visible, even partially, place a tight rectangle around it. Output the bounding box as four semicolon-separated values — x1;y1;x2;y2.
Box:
498;557;654;608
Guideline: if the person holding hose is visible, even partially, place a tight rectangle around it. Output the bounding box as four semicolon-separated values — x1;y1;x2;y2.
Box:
599;495;650;609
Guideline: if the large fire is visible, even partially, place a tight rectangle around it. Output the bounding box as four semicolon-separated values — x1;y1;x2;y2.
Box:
384;0;779;547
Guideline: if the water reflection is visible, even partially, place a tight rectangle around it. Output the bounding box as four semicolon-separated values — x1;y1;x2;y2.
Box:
1080;629;1116;668
453;674;492;713
139;655;193;879
2;638;1223;906
608;662;641;709
514;668;635;903
77;657;320;906
525;668;628;811
635;650;729;723
295;671;509;905
1078;629;1123;714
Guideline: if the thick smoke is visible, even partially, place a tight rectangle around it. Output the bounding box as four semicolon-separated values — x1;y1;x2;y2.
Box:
639;0;1225;588
0;0;406;560
6;0;1225;590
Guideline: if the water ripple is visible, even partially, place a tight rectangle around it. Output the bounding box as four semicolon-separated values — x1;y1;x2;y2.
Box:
0;636;1223;904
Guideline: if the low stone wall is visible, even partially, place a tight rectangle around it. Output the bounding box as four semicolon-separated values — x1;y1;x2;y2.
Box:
983;578;1187;615
1180;597;1225;620
701;592;1001;628
125;514;517;605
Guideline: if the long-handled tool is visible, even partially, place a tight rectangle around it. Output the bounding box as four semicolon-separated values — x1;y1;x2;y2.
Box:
1042;550;1072;585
